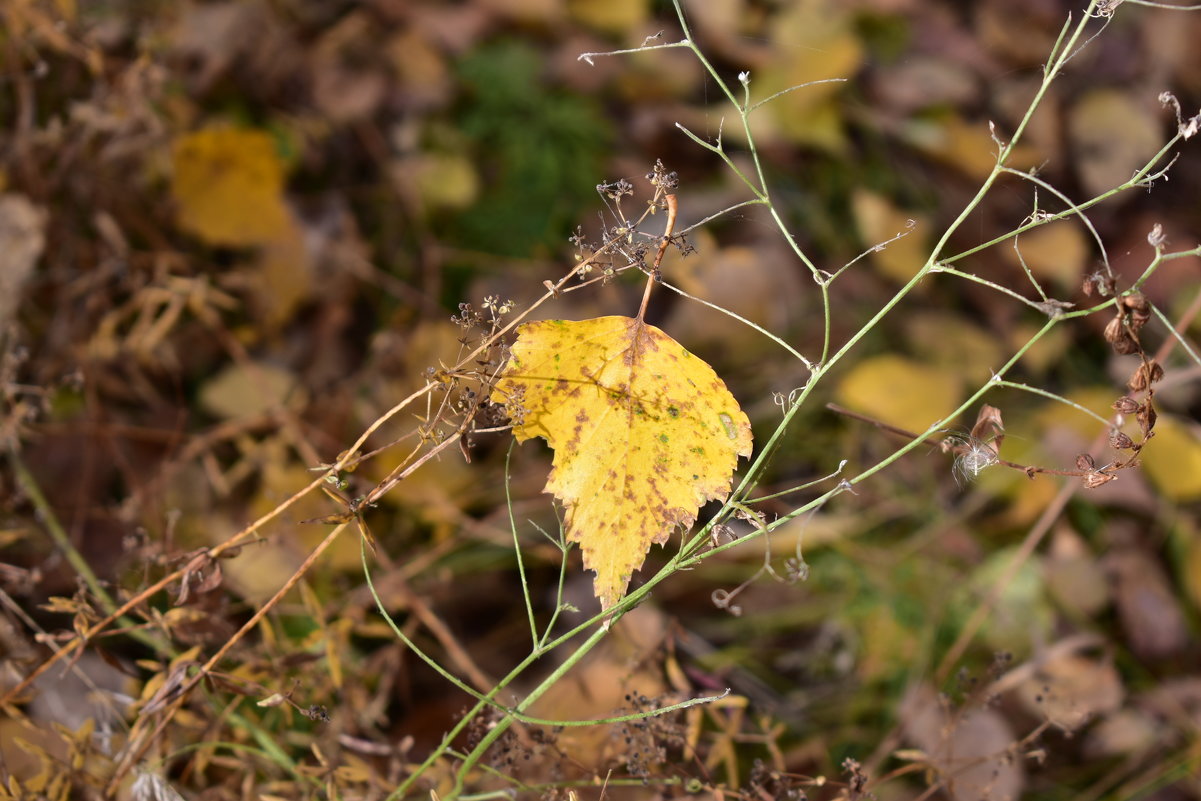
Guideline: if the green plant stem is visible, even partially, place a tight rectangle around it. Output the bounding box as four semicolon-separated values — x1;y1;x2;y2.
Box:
8;444;307;783
929;265;1056;310
659;280;811;366
1151;303;1201;366
444;624;610;797
504;442;538;649
670;0;820;284
394;2;1192;797
9;445;116;612
992;380;1114;426
1134;244;1201;292
942;131;1185;266
374;537;724;800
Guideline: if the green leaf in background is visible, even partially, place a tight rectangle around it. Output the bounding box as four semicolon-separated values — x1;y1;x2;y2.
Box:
452;41;611;257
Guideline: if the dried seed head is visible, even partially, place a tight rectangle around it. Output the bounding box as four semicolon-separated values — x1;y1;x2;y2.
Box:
970;404;1005;446
1108;429;1135;450
1121;292;1148;309
1127;360;1164;392
1104;315;1140;355
1112;396;1141;415
1122;293;1151;330
1076;453;1096;471
1136;400;1157;434
954;439;1000;483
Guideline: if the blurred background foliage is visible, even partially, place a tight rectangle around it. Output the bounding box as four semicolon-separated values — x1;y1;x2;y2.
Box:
2;0;1201;798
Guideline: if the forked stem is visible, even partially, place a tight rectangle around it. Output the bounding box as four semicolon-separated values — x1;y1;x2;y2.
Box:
637;193;678;322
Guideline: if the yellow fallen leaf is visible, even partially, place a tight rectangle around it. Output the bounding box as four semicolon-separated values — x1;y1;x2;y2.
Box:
903;114;1041;180
1036;386;1119;440
493;317;753;610
407;150;480;211
905;312;1004;386
1000;220;1089;292
851;190;929;284
1069;89;1163;197
758;0;862;151
255;224;311;331
834;354;963;434
567;0;647;33
171;127;290;247
1010;321;1071;376
1141;415;1201;501
199;361;301;420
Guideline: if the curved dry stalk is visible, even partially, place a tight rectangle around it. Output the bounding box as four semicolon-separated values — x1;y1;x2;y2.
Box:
3;230;632;711
106;520;351;792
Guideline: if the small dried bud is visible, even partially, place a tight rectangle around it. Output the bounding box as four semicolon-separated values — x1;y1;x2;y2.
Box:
1108;430;1135;450
1147;224;1166;248
1076;453;1096;471
1112;396;1141;415
1127;360;1164;392
1083;471;1116;489
970;404;1005;446
257;693;287;708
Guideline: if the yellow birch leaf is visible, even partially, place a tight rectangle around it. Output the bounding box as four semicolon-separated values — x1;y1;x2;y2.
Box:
851;190;929;284
1069;89;1163;197
567;0;647;34
758;0;862;151
1000;219;1089;291
835;354;963;434
492;317;753;610
1140;415;1201;501
171;127;289;247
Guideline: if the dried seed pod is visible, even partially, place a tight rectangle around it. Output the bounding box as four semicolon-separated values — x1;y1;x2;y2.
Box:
1121;292;1149;315
1112;396;1141;415
1104;315;1140;355
970;404;1005;449
1112;335;1140;356
1136;400;1157;434
1076;453;1096;471
1122;293;1151;331
1109;430;1135;450
1127;360;1164;392
1083;471;1116;489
